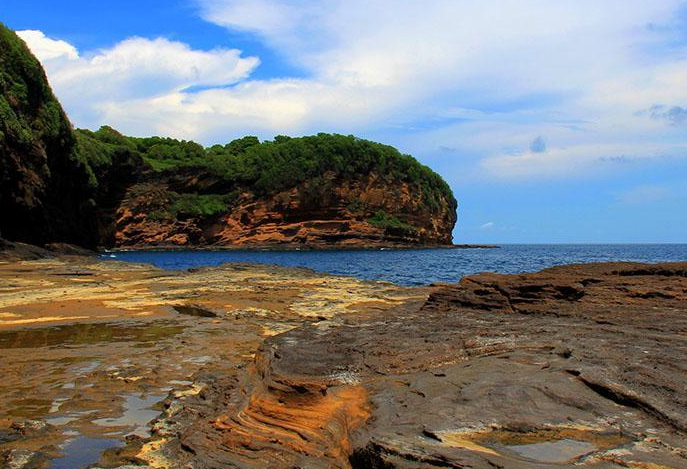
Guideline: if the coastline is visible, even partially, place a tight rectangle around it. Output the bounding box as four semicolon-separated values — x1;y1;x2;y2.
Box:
1;251;686;468
102;243;500;253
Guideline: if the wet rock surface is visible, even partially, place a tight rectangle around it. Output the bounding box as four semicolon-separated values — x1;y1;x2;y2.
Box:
157;262;687;468
1;258;686;468
0;255;420;468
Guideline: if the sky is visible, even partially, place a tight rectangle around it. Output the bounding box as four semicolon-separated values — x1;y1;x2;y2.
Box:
3;0;687;243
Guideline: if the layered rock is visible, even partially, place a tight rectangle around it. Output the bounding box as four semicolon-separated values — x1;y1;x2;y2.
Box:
154;262;687;468
113;172;456;249
2;254;686;468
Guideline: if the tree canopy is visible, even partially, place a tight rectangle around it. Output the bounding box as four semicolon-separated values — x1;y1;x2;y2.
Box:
75;128;457;215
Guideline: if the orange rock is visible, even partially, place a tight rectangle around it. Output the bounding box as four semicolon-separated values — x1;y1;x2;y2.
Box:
111;174;456;249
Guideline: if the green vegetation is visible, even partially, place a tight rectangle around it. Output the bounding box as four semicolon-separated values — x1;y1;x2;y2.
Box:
0;22;75;155
150;192;236;220
368;210;417;236
217;133;455;213
74;129;457;218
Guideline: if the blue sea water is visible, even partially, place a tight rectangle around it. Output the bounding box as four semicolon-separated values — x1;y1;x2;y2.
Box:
102;244;687;286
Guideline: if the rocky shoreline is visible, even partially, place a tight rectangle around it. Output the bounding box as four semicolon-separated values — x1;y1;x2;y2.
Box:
1;252;685;468
103;243;499;252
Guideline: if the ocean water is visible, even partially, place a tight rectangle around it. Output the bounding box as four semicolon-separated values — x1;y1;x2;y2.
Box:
102;244;687;286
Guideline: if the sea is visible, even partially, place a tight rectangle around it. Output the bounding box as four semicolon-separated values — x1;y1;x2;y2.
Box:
102;244;687;286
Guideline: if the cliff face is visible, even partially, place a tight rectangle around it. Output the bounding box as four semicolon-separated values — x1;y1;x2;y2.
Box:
0;23;97;246
0;23;458;250
113;171;456;249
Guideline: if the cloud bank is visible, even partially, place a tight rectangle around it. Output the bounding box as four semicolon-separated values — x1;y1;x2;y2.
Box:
17;0;687;178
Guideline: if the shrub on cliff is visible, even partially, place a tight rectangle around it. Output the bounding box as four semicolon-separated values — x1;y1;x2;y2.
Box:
368;210;418;237
150;192;236;220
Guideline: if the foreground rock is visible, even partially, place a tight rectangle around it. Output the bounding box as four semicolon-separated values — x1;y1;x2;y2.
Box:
0;255;421;468
152;262;687;468
1;257;686;468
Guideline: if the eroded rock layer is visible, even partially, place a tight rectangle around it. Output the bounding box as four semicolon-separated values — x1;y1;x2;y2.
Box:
114;173;456;249
0;254;422;468
153;262;687;468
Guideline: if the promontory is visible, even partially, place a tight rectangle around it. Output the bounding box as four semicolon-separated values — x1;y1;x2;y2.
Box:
0;22;457;251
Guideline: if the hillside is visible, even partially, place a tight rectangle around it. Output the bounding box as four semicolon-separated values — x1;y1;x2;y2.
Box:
0;22;457;249
0;22;98;246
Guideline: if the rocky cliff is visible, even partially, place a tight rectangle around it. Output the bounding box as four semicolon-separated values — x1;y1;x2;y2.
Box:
0;23;98;246
114;171;455;249
0;22;457;249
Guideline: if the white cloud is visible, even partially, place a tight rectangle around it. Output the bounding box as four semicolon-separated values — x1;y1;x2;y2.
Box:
17;30;78;60
479;222;495;230
16;0;687;177
18;32;260;132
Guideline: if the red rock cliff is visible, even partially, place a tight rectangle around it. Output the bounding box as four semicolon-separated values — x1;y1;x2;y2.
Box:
113;172;457;249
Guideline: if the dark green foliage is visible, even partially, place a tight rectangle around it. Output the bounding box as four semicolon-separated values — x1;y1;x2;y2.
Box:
211;133;457;215
0;21;98;246
157;192;235;220
74;129;456;218
346;200;367;215
368;210;417;236
207;136;260;159
130;136;206;171
0;23;71;152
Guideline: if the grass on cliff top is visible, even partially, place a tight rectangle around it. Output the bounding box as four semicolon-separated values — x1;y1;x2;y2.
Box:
76;128;457;217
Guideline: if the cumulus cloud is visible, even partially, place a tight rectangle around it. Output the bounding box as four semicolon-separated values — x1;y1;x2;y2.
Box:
17;30;78;60
18;32;260;134
16;0;687;176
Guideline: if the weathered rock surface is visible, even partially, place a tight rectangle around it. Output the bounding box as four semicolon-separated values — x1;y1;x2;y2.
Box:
0;254;422;467
153;262;687;468
112;172;456;249
2;256;686;468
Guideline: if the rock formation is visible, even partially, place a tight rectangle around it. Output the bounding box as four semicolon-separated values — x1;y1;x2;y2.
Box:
156;262;687;468
1;253;686;468
114;172;455;249
0;22;457;250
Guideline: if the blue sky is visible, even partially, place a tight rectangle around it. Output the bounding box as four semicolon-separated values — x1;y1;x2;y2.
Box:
4;0;687;243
